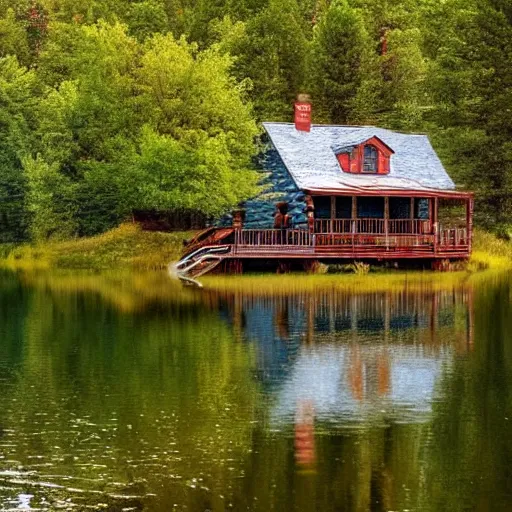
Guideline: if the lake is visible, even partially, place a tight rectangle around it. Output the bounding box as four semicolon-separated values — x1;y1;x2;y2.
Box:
0;270;511;511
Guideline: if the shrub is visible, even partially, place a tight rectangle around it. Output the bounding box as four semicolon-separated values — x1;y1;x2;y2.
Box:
349;261;370;275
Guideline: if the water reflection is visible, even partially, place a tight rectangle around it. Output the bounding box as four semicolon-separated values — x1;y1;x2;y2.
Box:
214;289;472;423
0;270;510;511
205;287;476;511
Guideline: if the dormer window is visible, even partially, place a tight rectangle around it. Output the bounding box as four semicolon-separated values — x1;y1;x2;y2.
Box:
334;135;394;175
363;145;378;173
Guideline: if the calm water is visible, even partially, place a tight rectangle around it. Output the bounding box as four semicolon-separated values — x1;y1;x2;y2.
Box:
1;270;512;511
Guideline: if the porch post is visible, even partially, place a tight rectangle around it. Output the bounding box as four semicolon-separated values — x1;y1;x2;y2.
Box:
351;196;357;248
428;198;433;232
410;197;415;234
433;197;439;254
384;196;389;249
330;196;336;233
466;195;474;253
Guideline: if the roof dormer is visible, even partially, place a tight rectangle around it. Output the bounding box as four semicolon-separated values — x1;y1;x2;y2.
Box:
333;135;394;175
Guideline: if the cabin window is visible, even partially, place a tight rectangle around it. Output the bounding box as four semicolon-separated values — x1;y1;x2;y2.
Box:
363;145;378;173
357;197;384;218
414;198;430;219
390;197;411;219
313;196;331;219
335;197;352;218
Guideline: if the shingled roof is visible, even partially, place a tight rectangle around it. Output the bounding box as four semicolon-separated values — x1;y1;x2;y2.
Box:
263;123;456;193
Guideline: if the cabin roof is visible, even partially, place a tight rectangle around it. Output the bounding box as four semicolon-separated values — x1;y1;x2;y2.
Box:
262;122;456;193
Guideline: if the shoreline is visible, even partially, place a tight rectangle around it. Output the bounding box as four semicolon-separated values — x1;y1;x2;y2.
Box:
1;223;511;277
0;267;507;317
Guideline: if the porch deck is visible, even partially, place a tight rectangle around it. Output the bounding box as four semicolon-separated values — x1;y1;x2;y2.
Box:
230;220;470;260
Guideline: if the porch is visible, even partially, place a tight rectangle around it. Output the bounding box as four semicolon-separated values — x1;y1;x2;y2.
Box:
232;193;473;260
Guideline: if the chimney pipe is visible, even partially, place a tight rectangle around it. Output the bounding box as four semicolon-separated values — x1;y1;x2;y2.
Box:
295;94;312;132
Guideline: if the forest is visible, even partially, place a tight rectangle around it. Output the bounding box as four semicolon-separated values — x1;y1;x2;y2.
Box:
1;0;512;243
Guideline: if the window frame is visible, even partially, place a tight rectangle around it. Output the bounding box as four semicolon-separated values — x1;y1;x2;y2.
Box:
362;144;379;173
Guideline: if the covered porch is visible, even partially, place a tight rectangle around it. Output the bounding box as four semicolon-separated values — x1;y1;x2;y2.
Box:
309;191;473;252
232;190;473;260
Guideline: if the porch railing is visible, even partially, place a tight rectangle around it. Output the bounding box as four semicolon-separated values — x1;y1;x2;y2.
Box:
314;218;432;235
439;227;469;247
231;225;469;252
235;229;313;247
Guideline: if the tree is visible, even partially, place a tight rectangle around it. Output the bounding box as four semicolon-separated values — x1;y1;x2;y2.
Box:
23;155;78;240
214;0;309;120
0;8;30;64
378;28;427;130
187;0;269;46
0;56;36;242
118;127;259;217
425;0;512;228
309;0;379;124
138;33;259;167
25;24;259;237
125;0;169;41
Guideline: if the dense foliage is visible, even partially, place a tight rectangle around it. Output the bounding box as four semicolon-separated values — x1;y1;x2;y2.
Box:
0;0;511;241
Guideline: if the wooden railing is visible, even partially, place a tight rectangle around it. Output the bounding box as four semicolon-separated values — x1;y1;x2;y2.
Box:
235;229;313;247
230;225;469;253
313;233;435;248
439;227;468;247
314;219;353;233
314;218;432;235
389;219;431;234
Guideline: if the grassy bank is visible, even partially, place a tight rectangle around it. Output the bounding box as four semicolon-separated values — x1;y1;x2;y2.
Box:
0;224;192;271
470;230;512;270
1;224;512;273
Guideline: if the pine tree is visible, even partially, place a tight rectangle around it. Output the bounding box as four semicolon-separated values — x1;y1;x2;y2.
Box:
309;0;378;124
223;0;308;120
425;0;512;228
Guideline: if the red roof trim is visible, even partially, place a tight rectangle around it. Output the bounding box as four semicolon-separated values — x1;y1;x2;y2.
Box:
305;188;473;199
364;136;394;155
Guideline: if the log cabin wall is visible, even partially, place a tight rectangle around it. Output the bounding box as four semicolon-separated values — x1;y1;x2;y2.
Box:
218;144;308;229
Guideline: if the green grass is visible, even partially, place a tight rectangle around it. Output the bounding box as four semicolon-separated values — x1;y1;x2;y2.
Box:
0;244;16;259
0;225;510;302
0;224;192;271
471;229;512;270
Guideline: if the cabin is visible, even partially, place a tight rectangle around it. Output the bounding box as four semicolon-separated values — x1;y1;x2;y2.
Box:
177;104;473;276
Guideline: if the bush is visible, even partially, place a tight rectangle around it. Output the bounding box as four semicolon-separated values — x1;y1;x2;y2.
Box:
350;261;370;275
327;261;371;274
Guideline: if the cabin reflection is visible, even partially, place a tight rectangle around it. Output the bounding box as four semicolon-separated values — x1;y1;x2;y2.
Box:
207;287;474;424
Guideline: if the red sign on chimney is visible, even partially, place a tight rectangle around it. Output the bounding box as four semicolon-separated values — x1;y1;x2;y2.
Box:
294;102;312;132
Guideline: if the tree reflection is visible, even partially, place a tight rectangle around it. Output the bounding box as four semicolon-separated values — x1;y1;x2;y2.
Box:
0;274;259;510
1;270;506;512
424;276;512;511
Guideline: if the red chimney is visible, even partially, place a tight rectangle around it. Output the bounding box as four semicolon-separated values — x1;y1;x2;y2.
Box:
294;94;312;132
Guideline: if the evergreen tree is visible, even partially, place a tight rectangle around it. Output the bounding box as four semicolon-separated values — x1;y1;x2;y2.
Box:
425;0;512;228
215;0;308;120
309;0;379;124
378;27;426;130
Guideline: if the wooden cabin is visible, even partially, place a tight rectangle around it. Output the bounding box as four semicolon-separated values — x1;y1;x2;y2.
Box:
178;112;473;275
